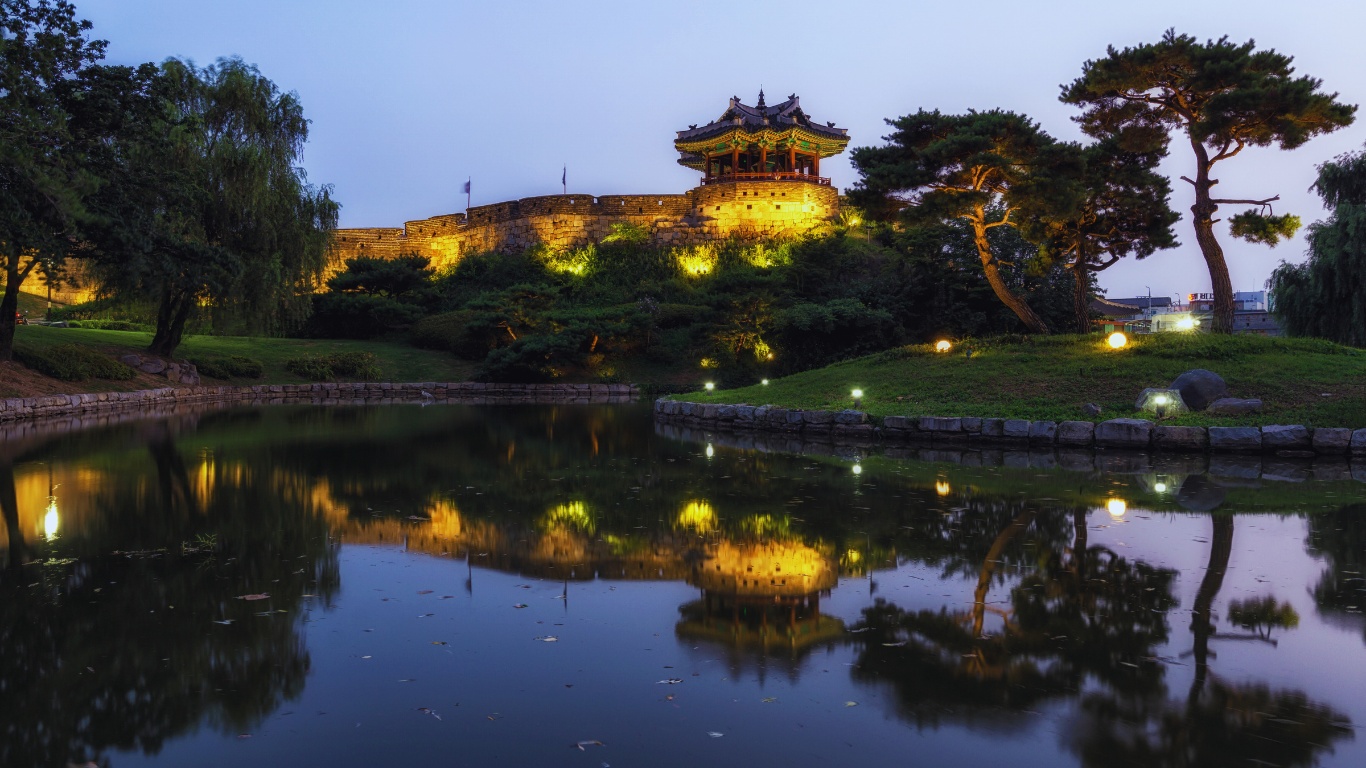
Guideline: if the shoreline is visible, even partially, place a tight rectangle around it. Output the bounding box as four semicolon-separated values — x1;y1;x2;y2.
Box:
0;381;640;426
653;398;1366;459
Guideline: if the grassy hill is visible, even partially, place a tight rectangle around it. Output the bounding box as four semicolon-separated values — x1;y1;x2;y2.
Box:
675;333;1366;429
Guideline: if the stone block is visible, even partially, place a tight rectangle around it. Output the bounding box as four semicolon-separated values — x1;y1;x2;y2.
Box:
1154;425;1208;452
733;405;755;421
1261;424;1311;452
881;415;913;431
834;409;868;425
1056;421;1095;447
960;417;983;433
1002;419;1031;439
1312;428;1352;455
1095;418;1154;448
803;410;834;425
765;408;790;425
1209;426;1262;452
980;418;1005;438
1028;421;1058;444
715;405;737;420
1353;429;1366;455
919;416;961;432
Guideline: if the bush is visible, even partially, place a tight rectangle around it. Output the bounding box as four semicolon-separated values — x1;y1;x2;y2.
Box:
283;351;381;381
305;293;427;339
14;343;136;381
65;319;149;331
409;310;481;355
191;355;264;379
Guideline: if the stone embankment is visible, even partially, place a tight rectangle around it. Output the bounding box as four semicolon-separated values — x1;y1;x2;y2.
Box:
0;382;640;425
653;399;1366;459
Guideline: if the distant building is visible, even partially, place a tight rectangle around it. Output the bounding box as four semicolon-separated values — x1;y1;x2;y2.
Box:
1094;290;1283;336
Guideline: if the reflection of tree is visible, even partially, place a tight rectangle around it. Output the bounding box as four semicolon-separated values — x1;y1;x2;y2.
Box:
849;505;1177;728
0;458;29;573
0;438;339;767
1227;596;1298;642
1306;503;1366;644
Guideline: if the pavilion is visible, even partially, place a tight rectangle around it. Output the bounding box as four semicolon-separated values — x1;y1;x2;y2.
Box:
675;91;850;185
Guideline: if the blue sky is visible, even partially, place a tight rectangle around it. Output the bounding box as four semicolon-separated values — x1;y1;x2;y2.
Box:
78;0;1366;301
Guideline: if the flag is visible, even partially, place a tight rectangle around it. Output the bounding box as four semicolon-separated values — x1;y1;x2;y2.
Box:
463;179;471;194
561;165;566;188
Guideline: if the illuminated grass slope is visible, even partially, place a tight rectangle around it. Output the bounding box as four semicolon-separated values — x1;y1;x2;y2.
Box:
675;333;1366;429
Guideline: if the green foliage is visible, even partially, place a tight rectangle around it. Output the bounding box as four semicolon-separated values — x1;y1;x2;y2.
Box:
600;221;650;245
306;293;427;339
409;310;483;356
1229;212;1301;246
65;319;148;331
1269;148;1366;347
13;342;135;381
283;351;381;381
190;354;264;379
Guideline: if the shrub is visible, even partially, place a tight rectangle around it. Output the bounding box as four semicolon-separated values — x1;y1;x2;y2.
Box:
65;319;148;331
306;293;427;339
14;343;136;381
283;351;381;381
409;310;481;355
191;355;264;379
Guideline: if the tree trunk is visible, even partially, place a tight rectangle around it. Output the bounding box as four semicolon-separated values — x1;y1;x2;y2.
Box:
1;253;23;362
971;219;1050;334
1188;138;1236;334
1189;514;1234;705
149;285;194;358
1073;261;1092;334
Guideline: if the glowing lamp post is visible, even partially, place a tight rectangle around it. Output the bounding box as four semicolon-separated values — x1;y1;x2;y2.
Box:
761;379;769;386
704;382;715;392
935;340;952;353
1107;332;1128;349
851;388;863;409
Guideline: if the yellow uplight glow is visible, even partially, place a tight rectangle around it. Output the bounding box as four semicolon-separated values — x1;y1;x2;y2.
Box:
43;497;59;540
935;340;952;353
1107;499;1127;518
1107;332;1128;349
935;480;951;496
676;500;717;533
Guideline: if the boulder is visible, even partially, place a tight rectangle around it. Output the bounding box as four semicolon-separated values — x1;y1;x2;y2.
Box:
1094;418;1154;448
1028;421;1058;444
1206;397;1262;416
1261;424;1311;452
1056;420;1095;447
1134;388;1188;415
1154;425;1208;452
1208;426;1261;452
1311;427;1352;455
137;358;168;375
119;354;142;367
1002;419;1031;439
1082;402;1103;418
1169;369;1228;411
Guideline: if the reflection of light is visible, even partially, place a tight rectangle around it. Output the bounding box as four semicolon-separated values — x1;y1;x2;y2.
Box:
935;480;951;496
704;382;715;391
43;497;59;540
677;500;717;532
1108;332;1128;349
1107;499;1127;518
845;549;862;564
543;500;594;532
852;464;862;475
705;443;714;458
935;340;952;352
1155;482;1168;493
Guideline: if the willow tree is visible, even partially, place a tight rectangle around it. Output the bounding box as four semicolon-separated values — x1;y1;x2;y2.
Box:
1062;30;1355;333
107;57;338;357
1022;132;1179;333
1268;150;1366;346
0;0;105;361
849;109;1081;334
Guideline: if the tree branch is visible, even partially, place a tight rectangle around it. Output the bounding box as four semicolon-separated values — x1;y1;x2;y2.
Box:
1210;194;1280;206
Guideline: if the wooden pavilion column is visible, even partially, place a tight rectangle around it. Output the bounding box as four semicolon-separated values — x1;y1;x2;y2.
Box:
788;143;796;173
731;143;739;176
760;144;767;174
813;153;820;177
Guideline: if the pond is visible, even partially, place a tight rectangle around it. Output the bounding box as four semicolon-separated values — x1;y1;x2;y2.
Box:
2;403;1365;767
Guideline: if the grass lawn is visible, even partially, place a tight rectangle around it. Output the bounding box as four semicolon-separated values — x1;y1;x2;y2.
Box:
676;333;1366;429
8;324;477;391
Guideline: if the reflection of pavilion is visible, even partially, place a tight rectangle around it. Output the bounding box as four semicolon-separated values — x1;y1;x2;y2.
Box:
677;541;844;654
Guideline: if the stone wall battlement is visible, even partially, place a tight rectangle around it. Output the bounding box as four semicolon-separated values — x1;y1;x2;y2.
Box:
328;180;840;277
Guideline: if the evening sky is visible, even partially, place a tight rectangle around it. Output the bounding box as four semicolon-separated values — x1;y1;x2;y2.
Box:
78;0;1366;302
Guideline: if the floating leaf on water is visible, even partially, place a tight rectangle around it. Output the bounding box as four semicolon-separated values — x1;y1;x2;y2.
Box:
236;593;270;601
844;701;858;707
540;636;559;642
762;697;778;703
417;590;434;595
514;604;528;609
707;731;724;738
572;740;605;751
431;641;448;646
212;620;234;625
657;678;683;685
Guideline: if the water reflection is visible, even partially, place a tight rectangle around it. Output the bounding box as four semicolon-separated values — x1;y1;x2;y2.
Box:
0;405;1363;766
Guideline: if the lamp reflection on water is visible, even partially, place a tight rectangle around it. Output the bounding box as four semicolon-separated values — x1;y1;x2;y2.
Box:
43;495;59;540
1107;498;1127;518
935;480;951;496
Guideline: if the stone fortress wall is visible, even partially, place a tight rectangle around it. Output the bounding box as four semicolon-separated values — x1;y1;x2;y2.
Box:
326;180;841;277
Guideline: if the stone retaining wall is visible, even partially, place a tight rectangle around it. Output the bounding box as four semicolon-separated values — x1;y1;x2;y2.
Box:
0;382;640;425
654;399;1366;459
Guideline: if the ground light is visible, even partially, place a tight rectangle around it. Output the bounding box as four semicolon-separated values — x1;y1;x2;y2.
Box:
704;382;715;391
761;379;769;386
935;340;952;352
1107;332;1128;349
851;388;863;408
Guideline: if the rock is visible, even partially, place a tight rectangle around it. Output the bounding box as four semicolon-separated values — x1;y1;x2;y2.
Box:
119;354;142;367
1261;424;1311;452
137;358;168;375
1206;397;1262;416
881;415;913;431
1082;403;1103;418
833;409;867;425
1154;425;1208;452
802;409;833;425
960;417;983;433
1208;426;1262;452
1002;419;1031;439
1094;418;1154;448
1169;369;1228;411
979;418;1005;438
1056;421;1095;447
919;416;961;433
1312;427;1352;455
1028;420;1057;444
1134;388;1188;415
1352;429;1366;455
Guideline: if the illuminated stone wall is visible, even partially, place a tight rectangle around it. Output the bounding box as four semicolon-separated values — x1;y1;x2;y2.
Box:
326;181;840;277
